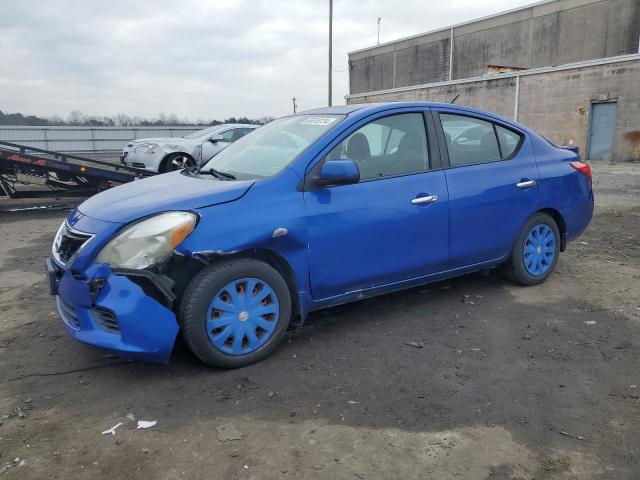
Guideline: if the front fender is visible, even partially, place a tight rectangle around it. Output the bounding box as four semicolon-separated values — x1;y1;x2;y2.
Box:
175;171;313;318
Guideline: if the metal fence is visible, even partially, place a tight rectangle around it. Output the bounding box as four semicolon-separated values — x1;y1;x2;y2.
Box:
0;126;202;153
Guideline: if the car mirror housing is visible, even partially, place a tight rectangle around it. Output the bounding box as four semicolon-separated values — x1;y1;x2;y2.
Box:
316;160;360;187
209;136;224;144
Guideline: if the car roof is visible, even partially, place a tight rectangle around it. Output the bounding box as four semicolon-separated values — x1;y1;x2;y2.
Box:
219;123;258;129
297;102;524;131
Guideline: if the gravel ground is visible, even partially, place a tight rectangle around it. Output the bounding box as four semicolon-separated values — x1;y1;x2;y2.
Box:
0;162;639;479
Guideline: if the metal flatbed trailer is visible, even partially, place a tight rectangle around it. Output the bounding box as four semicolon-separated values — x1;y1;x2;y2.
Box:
0;141;152;199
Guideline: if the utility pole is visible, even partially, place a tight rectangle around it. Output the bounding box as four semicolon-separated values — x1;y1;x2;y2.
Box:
328;0;333;107
292;97;297;114
377;17;381;45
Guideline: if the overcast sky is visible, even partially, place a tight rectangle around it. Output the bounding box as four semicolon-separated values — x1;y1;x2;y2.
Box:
0;0;534;120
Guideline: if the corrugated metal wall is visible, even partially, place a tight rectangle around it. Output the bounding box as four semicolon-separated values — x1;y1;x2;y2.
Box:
0;126;202;152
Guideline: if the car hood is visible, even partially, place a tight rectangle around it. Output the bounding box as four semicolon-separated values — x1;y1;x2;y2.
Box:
128;137;202;146
129;137;175;143
78;171;254;224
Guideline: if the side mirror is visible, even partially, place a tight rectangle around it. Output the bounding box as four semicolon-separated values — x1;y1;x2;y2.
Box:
209;135;224;144
315;160;360;186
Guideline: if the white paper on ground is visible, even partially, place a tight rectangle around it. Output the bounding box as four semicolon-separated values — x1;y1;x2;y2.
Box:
137;420;157;429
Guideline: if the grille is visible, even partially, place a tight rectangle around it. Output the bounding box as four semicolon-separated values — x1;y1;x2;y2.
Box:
53;222;92;265
57;296;80;330
92;308;120;333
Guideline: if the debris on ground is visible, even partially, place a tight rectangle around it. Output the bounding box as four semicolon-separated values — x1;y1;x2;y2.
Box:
403;341;424;348
461;295;476;305
558;430;584;440
583;320;597;325
101;422;123;436
126;413;135;422
14;405;25;418
216;422;243;441
137;420;157;429
522;331;535;340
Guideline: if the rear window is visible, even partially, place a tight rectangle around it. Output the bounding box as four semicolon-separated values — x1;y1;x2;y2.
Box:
496;125;522;158
440;113;523;166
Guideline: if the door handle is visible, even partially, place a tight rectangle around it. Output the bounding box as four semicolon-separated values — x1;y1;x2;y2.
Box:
516;180;537;188
411;194;438;205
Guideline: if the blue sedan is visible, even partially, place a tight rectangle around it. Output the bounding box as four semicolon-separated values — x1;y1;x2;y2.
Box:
46;102;593;368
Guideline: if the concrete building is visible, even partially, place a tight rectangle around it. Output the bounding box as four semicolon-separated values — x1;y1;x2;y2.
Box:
346;0;640;161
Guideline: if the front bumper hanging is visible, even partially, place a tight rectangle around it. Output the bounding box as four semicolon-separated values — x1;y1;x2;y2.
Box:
46;257;179;363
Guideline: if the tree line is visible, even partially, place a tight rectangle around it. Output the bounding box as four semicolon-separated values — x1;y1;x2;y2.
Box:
0;110;275;127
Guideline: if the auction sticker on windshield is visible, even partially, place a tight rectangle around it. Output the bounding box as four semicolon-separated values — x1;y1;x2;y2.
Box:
301;117;337;126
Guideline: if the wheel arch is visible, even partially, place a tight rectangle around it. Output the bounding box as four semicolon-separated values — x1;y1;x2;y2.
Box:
173;247;304;326
537;207;567;251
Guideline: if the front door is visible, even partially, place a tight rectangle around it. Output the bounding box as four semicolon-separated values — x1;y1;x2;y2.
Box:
201;130;234;162
304;111;450;301
588;101;617;161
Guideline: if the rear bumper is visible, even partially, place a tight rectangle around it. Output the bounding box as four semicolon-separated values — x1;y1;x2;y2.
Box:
566;192;595;243
48;257;179;363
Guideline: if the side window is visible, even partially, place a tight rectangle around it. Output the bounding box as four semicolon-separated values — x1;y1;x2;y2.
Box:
495;125;521;158
325;113;429;181
440;114;501;167
220;130;235;142
230;128;253;142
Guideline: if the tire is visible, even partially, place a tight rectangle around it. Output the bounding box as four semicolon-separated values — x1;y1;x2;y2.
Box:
179;258;292;368
160;153;196;173
504;212;560;286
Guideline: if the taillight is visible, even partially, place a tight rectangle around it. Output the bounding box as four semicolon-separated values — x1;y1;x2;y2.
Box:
569;161;592;189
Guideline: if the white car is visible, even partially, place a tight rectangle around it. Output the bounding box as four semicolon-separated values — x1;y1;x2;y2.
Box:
121;124;257;173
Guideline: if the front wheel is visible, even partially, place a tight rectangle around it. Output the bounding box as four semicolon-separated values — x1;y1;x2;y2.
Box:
161;153;196;173
179;258;292;368
505;212;560;286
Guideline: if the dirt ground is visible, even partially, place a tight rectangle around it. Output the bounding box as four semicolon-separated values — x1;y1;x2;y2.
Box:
0;162;639;479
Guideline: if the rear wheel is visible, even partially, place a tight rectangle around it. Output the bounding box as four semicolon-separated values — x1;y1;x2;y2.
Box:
161;153;196;173
180;258;291;368
505;212;560;286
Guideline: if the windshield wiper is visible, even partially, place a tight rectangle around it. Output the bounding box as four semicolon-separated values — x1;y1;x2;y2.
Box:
199;167;236;180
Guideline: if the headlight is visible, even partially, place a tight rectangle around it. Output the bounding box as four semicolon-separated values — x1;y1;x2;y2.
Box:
134;143;159;153
96;212;197;269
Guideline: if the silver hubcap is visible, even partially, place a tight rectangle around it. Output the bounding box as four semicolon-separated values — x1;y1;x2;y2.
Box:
239;311;249;322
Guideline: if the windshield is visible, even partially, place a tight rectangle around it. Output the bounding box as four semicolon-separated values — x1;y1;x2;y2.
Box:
184;125;225;139
201;114;345;179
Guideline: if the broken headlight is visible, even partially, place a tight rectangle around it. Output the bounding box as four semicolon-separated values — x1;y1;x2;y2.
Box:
96;212;197;269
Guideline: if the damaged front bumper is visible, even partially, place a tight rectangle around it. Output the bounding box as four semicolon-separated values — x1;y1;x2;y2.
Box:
47;257;179;363
121;149;164;172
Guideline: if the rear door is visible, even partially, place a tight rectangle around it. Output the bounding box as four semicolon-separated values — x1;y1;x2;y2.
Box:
304;109;450;301
435;109;539;268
